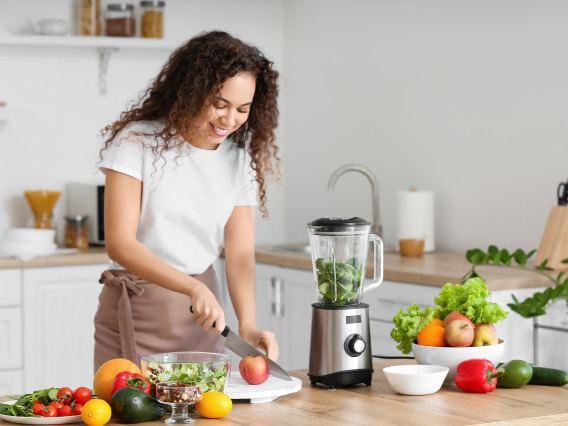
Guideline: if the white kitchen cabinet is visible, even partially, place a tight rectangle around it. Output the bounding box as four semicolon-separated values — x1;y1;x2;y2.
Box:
0;268;23;393
22;264;107;391
534;300;568;370
365;280;440;358
218;261;313;370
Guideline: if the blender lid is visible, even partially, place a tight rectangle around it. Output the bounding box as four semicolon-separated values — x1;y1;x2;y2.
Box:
307;216;370;233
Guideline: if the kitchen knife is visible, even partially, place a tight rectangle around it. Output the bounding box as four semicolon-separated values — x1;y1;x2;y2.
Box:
189;306;293;381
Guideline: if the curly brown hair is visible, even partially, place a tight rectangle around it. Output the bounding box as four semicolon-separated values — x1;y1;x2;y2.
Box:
100;30;280;217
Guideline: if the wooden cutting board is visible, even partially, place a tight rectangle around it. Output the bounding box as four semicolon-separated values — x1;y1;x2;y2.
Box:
224;371;302;403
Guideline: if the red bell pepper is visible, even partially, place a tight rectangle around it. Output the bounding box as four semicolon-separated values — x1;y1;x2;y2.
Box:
111;371;152;397
455;358;502;393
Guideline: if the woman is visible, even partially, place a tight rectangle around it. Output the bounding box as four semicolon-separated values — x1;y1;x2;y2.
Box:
93;30;280;371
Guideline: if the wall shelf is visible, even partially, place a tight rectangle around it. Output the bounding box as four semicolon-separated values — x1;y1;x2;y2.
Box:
0;34;181;49
0;35;182;95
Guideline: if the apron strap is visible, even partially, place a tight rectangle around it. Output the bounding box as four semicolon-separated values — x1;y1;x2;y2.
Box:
99;270;146;365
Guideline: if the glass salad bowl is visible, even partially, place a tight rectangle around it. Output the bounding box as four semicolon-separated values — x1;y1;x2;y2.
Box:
140;352;231;395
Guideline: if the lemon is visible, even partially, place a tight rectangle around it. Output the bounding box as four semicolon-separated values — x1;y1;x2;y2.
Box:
195;392;232;419
81;399;112;426
497;360;533;388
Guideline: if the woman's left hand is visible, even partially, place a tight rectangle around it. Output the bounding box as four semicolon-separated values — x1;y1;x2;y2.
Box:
240;327;279;361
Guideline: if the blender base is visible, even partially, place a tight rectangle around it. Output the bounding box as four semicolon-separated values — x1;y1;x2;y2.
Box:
308;368;373;388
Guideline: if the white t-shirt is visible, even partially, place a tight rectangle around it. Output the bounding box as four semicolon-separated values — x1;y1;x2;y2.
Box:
99;120;258;274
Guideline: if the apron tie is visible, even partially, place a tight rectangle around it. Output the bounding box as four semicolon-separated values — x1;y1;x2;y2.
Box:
99;270;147;365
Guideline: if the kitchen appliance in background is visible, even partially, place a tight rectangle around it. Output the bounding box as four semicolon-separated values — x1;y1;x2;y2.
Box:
306;217;383;388
67;183;105;246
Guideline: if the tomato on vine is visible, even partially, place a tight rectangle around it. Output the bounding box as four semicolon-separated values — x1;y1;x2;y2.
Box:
73;387;92;404
57;387;74;404
40;406;58;417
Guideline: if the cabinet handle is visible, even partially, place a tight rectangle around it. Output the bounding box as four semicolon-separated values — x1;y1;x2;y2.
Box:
271;277;283;318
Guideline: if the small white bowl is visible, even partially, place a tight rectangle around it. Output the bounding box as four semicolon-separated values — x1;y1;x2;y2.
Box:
383;364;448;395
412;340;505;385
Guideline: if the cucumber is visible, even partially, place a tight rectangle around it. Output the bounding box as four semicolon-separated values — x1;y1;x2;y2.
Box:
110;387;164;423
529;366;568;386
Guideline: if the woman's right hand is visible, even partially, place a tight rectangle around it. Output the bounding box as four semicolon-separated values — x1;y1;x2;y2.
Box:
188;282;226;333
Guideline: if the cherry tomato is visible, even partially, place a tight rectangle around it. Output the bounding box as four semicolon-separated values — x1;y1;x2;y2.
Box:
73;387;91;404
49;401;64;410
58;405;75;417
73;403;83;415
32;399;42;405
57;387;73;404
32;404;44;416
40;406;58;417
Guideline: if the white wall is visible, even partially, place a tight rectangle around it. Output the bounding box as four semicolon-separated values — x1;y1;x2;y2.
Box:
282;0;568;254
0;0;285;245
2;0;567;256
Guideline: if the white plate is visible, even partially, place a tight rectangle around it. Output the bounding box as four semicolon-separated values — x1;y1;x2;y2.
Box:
0;401;82;425
224;372;302;404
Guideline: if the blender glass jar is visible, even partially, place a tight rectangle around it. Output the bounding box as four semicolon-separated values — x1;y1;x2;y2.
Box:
307;217;383;306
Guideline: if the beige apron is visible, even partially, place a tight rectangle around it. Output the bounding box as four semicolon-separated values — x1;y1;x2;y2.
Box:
93;266;226;372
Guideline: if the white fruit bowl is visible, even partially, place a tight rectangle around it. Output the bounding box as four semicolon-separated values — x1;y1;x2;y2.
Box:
412;339;505;385
383;364;448;395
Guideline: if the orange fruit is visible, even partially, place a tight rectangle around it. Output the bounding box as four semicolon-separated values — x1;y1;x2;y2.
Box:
195;391;232;419
81;399;112;426
430;318;444;328
93;358;141;402
417;324;446;347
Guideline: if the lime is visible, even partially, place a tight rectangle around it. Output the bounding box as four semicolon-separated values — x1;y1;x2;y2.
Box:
497;360;533;388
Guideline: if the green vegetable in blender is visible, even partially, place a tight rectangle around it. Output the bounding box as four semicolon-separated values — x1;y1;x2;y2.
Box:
390;277;509;354
315;256;362;304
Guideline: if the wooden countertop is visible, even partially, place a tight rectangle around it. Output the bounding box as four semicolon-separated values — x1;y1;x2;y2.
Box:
0;245;558;291
1;359;567;425
255;246;556;291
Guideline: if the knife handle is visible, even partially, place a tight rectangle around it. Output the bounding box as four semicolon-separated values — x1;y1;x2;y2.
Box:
189;305;229;336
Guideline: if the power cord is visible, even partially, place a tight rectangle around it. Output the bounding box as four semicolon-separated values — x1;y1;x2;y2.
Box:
372;355;415;359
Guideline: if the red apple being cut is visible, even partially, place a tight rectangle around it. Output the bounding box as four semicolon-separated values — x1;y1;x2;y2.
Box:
239;355;269;385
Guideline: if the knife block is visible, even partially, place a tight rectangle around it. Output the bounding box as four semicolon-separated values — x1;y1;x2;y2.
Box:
535;206;568;269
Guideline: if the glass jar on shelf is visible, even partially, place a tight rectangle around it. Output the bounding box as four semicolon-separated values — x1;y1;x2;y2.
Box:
140;0;165;38
64;215;89;248
77;0;102;36
105;3;136;37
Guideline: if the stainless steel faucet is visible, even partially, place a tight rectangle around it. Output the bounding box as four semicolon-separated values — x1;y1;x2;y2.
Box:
327;164;382;237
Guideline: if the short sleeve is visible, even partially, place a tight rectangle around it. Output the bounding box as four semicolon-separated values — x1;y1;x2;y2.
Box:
98;126;145;181
235;153;258;206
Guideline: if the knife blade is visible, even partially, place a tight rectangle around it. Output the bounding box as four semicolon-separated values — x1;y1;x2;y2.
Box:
221;325;293;381
189;306;292;381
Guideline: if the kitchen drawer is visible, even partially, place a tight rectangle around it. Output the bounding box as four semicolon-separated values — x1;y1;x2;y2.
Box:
534;301;568;329
0;268;21;306
370;319;401;358
0;307;22;369
534;327;568;370
0;369;24;395
365;280;440;322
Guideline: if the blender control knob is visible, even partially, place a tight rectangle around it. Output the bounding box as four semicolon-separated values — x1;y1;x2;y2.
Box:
345;334;366;357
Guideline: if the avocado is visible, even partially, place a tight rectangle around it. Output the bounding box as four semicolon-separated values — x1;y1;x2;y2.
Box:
110;387;164;423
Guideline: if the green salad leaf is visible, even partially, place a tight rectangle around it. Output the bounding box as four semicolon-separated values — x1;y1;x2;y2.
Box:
0;388;60;417
435;277;509;325
144;362;229;393
390;304;435;354
390;277;508;354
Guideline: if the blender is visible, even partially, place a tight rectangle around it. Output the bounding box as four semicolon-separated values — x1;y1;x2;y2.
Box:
306;217;383;388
